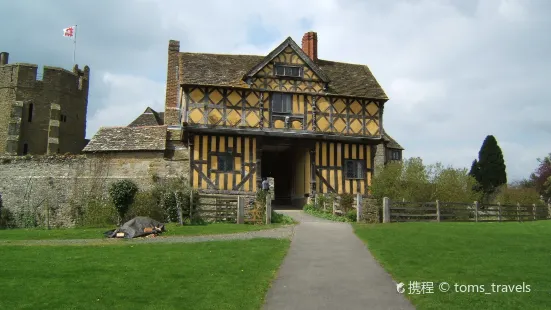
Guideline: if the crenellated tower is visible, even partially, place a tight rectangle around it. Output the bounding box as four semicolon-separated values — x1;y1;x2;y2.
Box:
0;52;89;155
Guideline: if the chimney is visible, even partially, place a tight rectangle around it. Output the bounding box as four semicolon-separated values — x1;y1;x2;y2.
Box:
164;40;180;126
301;32;318;61
0;52;9;65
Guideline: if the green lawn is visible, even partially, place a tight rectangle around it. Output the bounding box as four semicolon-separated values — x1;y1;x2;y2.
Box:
353;221;551;310
0;238;289;310
0;223;285;241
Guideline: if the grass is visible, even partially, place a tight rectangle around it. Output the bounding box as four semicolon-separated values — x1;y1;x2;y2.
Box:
0;222;287;241
0;238;290;310
353;221;551;310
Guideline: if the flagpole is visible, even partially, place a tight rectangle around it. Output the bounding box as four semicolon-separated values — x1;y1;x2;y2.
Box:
73;25;77;65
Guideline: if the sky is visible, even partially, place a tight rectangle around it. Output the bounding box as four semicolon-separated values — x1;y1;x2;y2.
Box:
1;0;550;182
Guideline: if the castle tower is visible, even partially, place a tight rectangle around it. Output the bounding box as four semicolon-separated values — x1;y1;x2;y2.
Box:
0;52;90;155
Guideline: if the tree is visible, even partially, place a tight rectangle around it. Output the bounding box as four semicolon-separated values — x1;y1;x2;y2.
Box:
468;159;479;179
529;153;551;199
109;180;139;224
474;135;507;200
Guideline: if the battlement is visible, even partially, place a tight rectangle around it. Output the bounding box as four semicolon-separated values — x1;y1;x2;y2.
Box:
0;52;90;93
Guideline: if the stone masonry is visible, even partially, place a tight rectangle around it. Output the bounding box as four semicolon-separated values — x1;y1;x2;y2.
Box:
0;52;89;155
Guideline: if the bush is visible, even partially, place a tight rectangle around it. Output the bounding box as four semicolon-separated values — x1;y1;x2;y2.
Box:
345;209;357;222
126;191;164;222
109;180;139;224
0;208;15;229
303;204;352;222
271;211;295;224
340;193;354;213
79;199;118;228
371;158;479;203
493;185;543;206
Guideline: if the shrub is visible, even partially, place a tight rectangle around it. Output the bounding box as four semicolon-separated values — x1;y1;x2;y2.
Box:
79;199;118;228
345;209;357;222
340;193;354;213
271;211;295;224
126;191;164;222
108;180;139;224
493;185;543;206
0;208;15;229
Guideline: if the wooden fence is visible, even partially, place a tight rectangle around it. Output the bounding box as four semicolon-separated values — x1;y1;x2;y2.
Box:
381;197;550;223
188;192;272;224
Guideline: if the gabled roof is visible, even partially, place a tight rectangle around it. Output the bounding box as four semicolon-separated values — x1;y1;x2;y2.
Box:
243;36;330;83
384;133;404;150
83;126;167;152
128;107;164;127
178;54;388;99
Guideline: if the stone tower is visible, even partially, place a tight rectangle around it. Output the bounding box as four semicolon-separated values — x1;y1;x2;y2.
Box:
0;52;89;155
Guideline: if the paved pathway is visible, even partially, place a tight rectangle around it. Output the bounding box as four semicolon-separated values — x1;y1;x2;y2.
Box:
0;226;295;246
263;210;414;310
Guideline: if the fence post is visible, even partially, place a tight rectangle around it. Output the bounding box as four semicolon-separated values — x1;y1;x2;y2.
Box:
474;201;479;222
497;202;501;222
516;202;521;222
383;197;390;223
436;200;440;222
175;192;183;226
237;196;245;224
266;193;272;225
356;193;362;223
189;191;194;222
533;204;537;221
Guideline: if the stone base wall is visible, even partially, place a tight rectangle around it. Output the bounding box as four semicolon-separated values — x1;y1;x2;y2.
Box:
360;198;381;223
0;151;189;227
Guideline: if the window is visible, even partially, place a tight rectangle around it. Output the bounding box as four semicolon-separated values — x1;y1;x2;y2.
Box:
28;103;33;122
61;115;67;122
391;150;401;160
217;153;233;172
345;160;365;179
23;143;28;155
275;65;302;77
272;93;292;113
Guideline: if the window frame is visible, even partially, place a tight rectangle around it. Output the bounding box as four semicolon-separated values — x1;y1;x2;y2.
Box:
390;150;401;160
217;153;234;173
274;64;303;78
271;93;293;114
344;159;365;180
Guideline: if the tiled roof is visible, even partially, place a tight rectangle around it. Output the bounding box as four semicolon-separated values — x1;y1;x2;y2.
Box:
178;54;388;99
83;126;167;152
384;133;404;150
128;107;164;127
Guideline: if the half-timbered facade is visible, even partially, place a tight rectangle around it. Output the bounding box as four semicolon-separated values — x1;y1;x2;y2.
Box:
161;32;403;206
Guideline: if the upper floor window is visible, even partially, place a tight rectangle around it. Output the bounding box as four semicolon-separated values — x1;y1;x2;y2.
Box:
345;160;365;180
390;150;401;160
274;65;302;78
272;93;292;114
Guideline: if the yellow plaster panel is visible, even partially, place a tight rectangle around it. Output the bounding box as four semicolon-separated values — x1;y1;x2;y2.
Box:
367;102;378;116
333;118;346;133
226;109;241;127
334;99;346;114
190;88;204;103
228;91;241;106
317;97;329;112
350;101;362;115
367;120;379;135
219;136;226;152
350;119;362;134
188;108;203;124
316;117;329;132
210;89;223;104
208;109;222;125
245;112;260;127
292;120;302;129
246;92;259;106
274;120;285;129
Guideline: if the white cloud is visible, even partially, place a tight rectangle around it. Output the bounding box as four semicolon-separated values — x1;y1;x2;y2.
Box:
2;0;550;182
86;72;165;137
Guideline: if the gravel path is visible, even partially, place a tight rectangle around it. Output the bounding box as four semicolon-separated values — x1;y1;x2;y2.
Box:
0;225;295;246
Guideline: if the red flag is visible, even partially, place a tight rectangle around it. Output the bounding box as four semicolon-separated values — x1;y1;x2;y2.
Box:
63;26;75;39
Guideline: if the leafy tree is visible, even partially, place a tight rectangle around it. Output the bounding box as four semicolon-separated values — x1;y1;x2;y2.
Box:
529;153;551;200
108;180;139;224
468;159;479;179
474;135;507;200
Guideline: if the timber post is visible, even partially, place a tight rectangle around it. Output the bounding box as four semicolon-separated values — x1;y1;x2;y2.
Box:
382;197;390;223
189;190;194;222
265;193;272;225
356;193;362;223
533;203;537;221
237;196;245;224
474;201;479;222
309;148;317;199
436;200;440;222
517;202;521;222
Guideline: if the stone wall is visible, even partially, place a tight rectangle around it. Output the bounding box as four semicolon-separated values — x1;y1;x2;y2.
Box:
0;151;189;227
360;198;381;223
